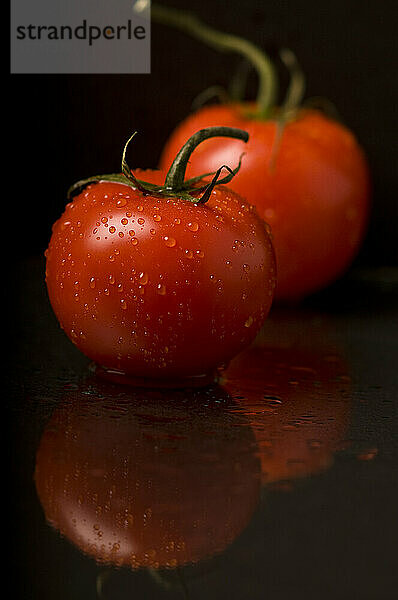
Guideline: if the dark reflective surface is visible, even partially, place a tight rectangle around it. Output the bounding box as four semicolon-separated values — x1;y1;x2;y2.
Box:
34;382;261;569
9;258;398;599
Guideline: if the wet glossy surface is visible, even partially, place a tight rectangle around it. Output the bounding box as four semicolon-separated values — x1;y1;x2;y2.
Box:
9;258;398;599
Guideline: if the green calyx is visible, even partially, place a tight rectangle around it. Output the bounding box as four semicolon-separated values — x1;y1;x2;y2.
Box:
68;126;249;203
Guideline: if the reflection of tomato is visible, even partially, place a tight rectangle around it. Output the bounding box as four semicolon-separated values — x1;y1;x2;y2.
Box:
161;106;370;301
34;381;260;568
45;127;275;386
223;337;351;484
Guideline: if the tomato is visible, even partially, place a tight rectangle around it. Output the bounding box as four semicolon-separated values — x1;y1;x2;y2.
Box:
35;380;261;568
155;6;371;301
223;318;351;484
45;127;276;386
160;106;370;302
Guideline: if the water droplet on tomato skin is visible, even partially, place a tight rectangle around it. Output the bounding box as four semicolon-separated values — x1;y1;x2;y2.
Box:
116;198;127;208
139;272;149;285
187;221;199;232
244;316;254;328
164;236;176;248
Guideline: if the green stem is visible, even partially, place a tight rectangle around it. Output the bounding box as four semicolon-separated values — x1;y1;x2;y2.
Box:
152;4;277;119
279;48;306;117
191;85;230;111
165;126;248;189
68;127;249;204
228;58;253;102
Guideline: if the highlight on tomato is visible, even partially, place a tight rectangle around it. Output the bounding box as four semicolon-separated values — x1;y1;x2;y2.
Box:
154;5;371;301
45;126;276;387
34;380;261;569
222;317;352;485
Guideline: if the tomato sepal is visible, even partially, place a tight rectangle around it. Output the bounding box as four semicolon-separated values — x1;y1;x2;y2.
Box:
68;127;248;204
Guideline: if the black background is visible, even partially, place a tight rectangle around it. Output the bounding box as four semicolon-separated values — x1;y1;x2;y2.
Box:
10;0;398;266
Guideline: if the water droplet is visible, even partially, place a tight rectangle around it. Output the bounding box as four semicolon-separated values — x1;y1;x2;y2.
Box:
137;218;145;225
164;236;176;248
121;218;128;225
244;316;254;328
120;299;127;310
157;283;166;295
101;216;108;224
130;237;138;246
89;277;96;289
109;274;115;285
184;249;193;259
174;217;181;225
128;229;136;237
243;264;250;272
153;214;162;222
263;395;282;404
357;448;378;461
109;226;116;234
116;198;127;208
308;440;322;451
139;272;149;285
137;205;144;212
188;221;199;232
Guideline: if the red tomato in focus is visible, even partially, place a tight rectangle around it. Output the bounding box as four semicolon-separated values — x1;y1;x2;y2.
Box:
45;174;275;385
160;106;370;301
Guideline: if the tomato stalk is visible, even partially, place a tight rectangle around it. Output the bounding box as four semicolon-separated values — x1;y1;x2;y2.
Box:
151;4;277;119
68;126;249;203
278;48;306;118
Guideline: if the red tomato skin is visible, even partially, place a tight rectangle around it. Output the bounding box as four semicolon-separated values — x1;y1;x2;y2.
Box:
160;106;371;301
45;176;275;382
